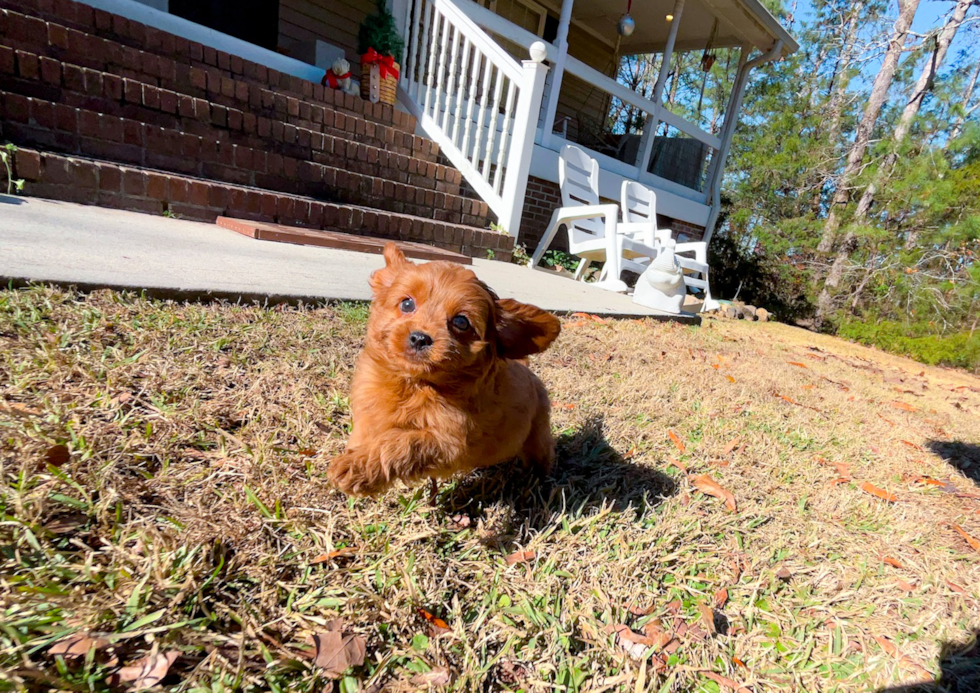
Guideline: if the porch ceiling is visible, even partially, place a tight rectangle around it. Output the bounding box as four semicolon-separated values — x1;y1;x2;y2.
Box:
570;0;798;57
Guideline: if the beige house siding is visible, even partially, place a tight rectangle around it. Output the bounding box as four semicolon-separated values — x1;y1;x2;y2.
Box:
278;0;369;66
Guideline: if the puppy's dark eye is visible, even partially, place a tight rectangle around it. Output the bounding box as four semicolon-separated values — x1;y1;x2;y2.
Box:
400;298;415;313
451;315;470;332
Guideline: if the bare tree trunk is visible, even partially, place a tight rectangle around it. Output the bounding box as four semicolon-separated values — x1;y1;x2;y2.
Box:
809;1;866;214
853;0;973;232
948;52;980;144
816;0;921;255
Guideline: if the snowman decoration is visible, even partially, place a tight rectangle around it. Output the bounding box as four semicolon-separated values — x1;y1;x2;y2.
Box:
632;238;687;314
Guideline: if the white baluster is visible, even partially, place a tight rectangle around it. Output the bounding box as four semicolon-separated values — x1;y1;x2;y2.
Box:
401;0;411;78
482;70;505;181
431;18;452;122
407;0;425;94
421;9;442;114
451;38;471;145
492;81;517;194
471;56;493;168
441;28;462;133
460;48;482;159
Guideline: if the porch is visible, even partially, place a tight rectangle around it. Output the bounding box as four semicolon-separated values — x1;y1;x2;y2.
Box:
392;0;796;247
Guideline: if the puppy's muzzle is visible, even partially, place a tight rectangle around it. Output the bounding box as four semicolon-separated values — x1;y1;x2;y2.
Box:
408;331;433;352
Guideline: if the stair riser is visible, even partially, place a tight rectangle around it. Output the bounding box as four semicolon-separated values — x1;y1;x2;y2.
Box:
0;1;427;139
1;97;489;227
0;11;441;165
11;148;514;261
0;55;462;195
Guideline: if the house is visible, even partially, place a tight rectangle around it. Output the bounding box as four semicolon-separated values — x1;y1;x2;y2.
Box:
0;0;796;261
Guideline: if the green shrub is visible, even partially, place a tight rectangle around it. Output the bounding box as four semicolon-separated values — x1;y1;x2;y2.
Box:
837;319;980;372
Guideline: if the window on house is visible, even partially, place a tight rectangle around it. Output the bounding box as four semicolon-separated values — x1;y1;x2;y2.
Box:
481;0;547;60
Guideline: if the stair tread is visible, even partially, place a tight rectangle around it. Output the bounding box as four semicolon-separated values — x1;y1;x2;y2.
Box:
15;147;500;236
1;90;489;225
217;217;473;264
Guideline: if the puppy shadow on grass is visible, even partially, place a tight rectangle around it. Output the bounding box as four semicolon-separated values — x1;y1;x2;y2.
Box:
875;629;979;693
439;415;677;547
925;440;980;488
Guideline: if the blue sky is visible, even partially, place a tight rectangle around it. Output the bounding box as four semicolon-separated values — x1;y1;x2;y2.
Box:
790;0;978;78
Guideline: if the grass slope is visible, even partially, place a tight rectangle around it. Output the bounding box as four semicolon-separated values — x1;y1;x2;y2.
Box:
1;287;978;692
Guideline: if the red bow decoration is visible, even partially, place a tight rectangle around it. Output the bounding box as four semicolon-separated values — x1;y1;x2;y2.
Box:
321;68;352;89
361;48;399;81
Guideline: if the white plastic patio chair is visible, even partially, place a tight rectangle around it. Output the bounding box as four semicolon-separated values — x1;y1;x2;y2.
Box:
528;145;658;293
620;180;719;312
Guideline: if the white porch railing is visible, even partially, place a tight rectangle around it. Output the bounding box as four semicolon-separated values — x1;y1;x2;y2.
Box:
398;0;549;237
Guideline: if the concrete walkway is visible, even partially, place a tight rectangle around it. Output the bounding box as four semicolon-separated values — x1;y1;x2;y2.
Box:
0;195;698;322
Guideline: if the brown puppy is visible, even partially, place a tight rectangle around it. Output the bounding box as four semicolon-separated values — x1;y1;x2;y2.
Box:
328;243;561;496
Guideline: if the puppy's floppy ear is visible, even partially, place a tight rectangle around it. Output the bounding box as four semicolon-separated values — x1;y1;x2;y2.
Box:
369;243;413;294
494;298;561;359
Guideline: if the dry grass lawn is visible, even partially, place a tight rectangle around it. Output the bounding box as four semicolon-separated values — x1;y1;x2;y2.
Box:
1;286;979;693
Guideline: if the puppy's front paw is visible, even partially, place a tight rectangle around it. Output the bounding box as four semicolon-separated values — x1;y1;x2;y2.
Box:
328;449;389;496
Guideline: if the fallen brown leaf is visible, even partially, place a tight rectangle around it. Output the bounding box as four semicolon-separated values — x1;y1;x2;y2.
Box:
860;482;898;503
722;437;742;456
945;580;966;593
417;608;451;635
311;630;366;677
410;666;451;687
900;440;924;451
882;556;905;569
668;429;686;453
495;660;531;685
311;547;357;564
627;602;654;616
702;670;751;693
725;375;736;383
786;361;807;368
950;524;980;553
112;651;179;690
669;457;689;474
641;619;673;649
690;474;738;512
895;579;915;592
890;401;917;412
698;604;716;635
714;588;729;608
604;623;652;660
504;549;535;565
873;635;932;679
49;632;110;659
44;444;71;467
775;567;792;581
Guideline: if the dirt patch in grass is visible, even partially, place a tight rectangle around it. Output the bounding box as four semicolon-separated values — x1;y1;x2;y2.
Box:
1;286;978;692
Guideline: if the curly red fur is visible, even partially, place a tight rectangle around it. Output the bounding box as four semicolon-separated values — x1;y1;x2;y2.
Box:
327;243;561;496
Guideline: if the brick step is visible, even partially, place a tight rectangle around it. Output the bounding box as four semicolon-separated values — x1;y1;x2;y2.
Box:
0;49;463;195
9;147;514;261
0;4;440;161
1;90;489;227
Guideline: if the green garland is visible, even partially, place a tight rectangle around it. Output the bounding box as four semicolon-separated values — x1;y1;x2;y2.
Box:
357;0;405;59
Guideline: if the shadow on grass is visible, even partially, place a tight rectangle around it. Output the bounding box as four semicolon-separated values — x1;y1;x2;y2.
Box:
876;630;980;692
926;440;980;487
440;415;677;547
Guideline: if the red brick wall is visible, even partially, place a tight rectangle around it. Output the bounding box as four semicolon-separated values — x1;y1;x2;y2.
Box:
518;175;564;253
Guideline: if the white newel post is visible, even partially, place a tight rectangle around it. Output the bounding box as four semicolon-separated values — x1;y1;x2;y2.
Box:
540;0;574;148
500;43;550;239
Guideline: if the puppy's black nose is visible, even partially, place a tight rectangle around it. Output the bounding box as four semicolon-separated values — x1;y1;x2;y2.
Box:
408;331;433;350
